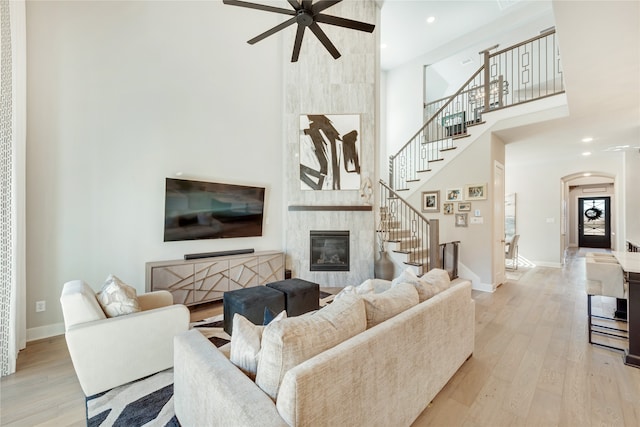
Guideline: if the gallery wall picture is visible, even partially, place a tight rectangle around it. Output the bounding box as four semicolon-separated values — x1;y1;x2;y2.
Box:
455;213;468;227
421;191;440;213
299;114;361;190
446;188;463;202
465;183;487;200
443;203;454;215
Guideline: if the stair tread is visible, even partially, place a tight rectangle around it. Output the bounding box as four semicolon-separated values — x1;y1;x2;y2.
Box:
417;169;432;173
440;147;457;152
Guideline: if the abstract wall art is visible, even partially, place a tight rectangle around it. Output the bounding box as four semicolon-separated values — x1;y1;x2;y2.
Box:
299;114;361;190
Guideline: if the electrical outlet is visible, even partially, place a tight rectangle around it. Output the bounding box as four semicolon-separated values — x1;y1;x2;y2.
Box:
35;300;46;312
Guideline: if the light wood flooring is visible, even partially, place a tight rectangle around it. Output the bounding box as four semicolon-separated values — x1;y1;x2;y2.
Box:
2;249;639;426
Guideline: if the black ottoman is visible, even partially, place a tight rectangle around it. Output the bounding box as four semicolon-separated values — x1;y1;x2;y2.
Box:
266;278;320;317
223;286;285;336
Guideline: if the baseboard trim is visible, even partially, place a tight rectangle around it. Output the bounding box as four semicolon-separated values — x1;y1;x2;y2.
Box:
27;322;65;342
531;261;562;268
472;282;496;293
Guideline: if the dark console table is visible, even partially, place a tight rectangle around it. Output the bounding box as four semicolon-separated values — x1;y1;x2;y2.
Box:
612;251;640;368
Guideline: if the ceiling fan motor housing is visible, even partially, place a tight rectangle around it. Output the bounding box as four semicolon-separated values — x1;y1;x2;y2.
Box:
296;10;314;27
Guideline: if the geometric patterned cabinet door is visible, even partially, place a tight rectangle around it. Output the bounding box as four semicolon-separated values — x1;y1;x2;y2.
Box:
145;251;284;306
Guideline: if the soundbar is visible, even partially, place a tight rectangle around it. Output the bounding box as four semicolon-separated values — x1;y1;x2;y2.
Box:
184;249;255;260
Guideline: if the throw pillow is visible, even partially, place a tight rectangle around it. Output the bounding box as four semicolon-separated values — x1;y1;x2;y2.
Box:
230;310;287;380
420;268;451;293
256;294;367;400
96;274;141;318
361;282;419;328
333;279;375;300
392;268;436;302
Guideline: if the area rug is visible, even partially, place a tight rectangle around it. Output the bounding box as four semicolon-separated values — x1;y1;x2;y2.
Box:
86;369;178;427
86;290;335;426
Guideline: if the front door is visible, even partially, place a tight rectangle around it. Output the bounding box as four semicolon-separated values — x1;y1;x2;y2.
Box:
578;197;611;248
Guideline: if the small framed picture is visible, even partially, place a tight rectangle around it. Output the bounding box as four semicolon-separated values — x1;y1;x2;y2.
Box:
455;213;468;227
465;183;487;200
445;188;463;202
458;202;471;212
443;202;454;215
421;191;440;213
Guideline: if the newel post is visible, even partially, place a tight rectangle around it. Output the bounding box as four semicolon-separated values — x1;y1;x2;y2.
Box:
429;219;440;271
483;50;491;112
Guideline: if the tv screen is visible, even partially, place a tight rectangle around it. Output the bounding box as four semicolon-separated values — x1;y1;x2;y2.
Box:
164;178;265;242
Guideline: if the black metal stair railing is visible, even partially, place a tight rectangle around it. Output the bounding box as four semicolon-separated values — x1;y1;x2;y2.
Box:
378;180;439;273
390;30;564;191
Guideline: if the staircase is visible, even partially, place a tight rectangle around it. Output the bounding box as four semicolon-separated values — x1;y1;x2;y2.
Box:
378;30;565;273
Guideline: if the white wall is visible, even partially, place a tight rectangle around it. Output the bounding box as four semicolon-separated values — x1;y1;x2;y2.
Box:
505;150;624;267
406;131;503;289
624;149;640;245
26;1;284;334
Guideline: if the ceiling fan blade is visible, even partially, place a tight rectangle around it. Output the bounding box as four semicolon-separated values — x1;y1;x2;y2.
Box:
222;0;296;16
308;22;340;59
315;14;375;32
287;0;301;10
312;0;341;14
302;0;313;10
247;16;297;44
291;25;306;62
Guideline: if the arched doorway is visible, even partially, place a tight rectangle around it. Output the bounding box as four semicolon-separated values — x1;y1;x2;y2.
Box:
560;172;616;260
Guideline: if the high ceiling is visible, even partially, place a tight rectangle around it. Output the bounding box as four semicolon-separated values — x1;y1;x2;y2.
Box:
380;0;640;165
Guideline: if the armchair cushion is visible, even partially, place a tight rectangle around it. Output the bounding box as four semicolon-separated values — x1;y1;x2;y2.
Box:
96;274;141;318
60;280;106;329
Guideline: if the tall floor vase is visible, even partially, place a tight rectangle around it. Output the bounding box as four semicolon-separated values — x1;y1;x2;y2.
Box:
374;251;394;280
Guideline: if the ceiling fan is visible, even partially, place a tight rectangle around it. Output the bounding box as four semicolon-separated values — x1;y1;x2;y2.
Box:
222;0;375;62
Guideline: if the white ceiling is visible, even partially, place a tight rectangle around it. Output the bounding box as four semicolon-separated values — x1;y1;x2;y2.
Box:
380;0;640;165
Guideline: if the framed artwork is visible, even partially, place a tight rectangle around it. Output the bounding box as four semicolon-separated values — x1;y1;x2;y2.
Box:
458;202;471;212
465;183;487;200
445;188;463;202
455;213;468;227
421;191;440;213
443;202;454;215
299;114;361;191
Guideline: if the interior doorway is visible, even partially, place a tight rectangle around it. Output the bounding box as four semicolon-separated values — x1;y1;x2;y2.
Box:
578;197;611;248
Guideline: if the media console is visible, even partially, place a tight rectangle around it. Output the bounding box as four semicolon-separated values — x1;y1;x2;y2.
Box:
145;250;285;306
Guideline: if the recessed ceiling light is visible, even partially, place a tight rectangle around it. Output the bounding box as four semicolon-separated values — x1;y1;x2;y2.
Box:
583;173;592;177
426;16;435;24
582;137;593;142
380;43;387;49
460;58;473;66
582;152;592;156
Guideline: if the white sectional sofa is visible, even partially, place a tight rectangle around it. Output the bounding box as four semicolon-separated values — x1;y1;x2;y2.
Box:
174;276;475;426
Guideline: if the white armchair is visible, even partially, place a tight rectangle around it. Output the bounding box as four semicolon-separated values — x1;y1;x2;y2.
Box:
60;280;190;396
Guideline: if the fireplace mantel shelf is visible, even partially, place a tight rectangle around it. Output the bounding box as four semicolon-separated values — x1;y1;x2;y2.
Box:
288;205;373;212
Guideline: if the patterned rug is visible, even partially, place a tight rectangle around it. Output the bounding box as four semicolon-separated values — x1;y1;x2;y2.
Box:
86;291;334;426
86;369;179;427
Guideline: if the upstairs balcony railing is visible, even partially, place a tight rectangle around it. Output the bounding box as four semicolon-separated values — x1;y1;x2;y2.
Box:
389;30;564;191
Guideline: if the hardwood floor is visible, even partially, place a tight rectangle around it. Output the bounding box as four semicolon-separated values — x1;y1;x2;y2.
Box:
2;249;639;426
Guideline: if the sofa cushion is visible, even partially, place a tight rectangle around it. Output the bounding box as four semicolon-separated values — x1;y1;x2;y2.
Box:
335;278;392;301
361;282;419;328
96;274;141;318
421;268;451;293
230;311;286;380
255;294;367;400
60;280;107;329
392;268;450;302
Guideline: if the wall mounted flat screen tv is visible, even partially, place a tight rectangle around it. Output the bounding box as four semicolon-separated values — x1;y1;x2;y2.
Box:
164;178;265;242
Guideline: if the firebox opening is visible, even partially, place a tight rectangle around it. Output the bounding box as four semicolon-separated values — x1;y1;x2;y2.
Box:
310;230;350;272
